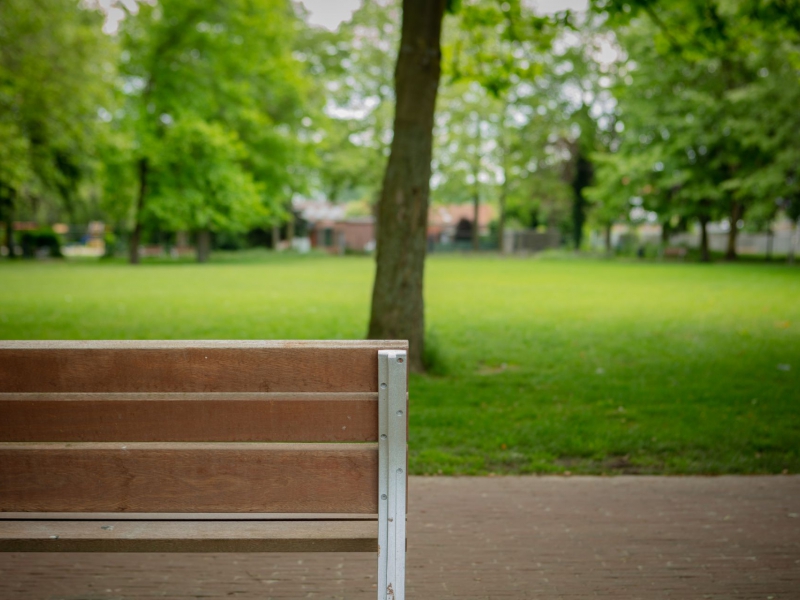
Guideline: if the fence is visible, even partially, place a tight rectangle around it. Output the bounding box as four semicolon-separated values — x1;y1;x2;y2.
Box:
502;230;561;254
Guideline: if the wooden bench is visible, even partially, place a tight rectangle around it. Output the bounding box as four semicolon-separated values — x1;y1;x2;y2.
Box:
663;246;688;259
0;340;409;600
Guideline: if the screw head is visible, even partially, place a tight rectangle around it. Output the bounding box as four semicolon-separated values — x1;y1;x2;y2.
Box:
397;357;404;363
380;434;387;440
396;410;403;416
381;494;387;500
380;383;387;389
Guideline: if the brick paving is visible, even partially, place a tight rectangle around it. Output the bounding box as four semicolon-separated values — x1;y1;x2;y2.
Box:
1;476;798;600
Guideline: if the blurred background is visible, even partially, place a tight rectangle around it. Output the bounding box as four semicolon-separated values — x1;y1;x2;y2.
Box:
1;0;798;475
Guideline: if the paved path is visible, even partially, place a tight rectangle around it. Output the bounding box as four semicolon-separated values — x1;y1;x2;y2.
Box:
1;476;798;599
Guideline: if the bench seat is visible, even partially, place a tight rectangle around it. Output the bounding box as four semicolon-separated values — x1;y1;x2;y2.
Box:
0;518;377;552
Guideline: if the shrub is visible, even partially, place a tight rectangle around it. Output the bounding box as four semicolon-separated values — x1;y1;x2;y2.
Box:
20;229;63;258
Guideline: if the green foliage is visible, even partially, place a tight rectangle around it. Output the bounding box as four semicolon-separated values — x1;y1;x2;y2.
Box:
588;0;800;252
1;254;798;475
2;0;799;262
19;229;63;258
299;0;401;204
433;81;503;206
148;118;264;232
436;3;550;236
113;0;309;249
0;0;115;222
445;0;554;96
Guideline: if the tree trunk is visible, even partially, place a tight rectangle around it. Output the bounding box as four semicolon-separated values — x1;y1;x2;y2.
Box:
4;218;13;258
2;189;15;258
196;229;211;263
789;220;798;265
472;188;480;251
725;202;744;261
604;223;612;254
765;227;773;261
661;221;671;244
571;151;592;251
129;158;148;265
287;211;295;249
272;223;281;251
470;121;482;253
498;182;507;254
367;0;446;373
699;215;710;263
497;109;509;254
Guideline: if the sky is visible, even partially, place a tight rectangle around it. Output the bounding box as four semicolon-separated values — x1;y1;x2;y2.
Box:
299;0;362;29
300;0;589;30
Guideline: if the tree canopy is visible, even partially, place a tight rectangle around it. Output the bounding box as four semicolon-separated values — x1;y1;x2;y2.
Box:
1;0;798;270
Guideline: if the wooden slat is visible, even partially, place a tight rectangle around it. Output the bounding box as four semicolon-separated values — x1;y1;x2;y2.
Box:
0;519;377;552
0;512;377;520
0;393;378;442
0;340;408;393
0;443;377;513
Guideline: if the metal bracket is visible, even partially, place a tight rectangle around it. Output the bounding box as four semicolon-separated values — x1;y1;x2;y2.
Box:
377;350;407;600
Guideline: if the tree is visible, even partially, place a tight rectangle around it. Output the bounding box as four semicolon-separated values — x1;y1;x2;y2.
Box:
591;0;800;260
298;0;401;206
0;0;114;250
146;119;264;261
438;0;556;251
115;0;308;263
433;81;503;250
367;0;448;373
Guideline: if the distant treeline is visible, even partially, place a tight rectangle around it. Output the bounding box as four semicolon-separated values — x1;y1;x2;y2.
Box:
1;0;799;262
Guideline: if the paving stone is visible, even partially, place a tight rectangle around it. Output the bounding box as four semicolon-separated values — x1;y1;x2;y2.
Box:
0;476;798;599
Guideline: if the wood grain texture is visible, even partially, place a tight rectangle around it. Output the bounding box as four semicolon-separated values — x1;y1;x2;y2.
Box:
0;340;408;393
0;443;378;513
0;519;377;552
0;512;377;520
0;393;378;442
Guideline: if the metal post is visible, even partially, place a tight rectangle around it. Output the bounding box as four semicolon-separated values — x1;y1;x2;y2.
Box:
377;350;407;600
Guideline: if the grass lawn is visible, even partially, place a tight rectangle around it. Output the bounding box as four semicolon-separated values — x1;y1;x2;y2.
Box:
1;251;798;475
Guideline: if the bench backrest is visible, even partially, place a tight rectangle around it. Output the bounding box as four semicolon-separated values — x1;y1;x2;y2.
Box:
0;340;407;515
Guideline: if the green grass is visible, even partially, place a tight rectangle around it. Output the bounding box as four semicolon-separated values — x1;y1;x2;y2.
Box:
1;251;798;475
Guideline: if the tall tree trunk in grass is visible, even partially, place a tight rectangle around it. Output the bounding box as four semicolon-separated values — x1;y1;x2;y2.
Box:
286;207;295;249
2;189;16;258
661;220;671;245
272;223;280;251
725;201;743;261
129;158;148;265
498;180;508;254
497;105;510;254
604;223;612;254
699;214;710;262
367;0;446;373
196;229;211;263
497;150;508;254
765;227;773;261
789;219;798;265
472;187;480;251
569;149;593;251
3;217;13;258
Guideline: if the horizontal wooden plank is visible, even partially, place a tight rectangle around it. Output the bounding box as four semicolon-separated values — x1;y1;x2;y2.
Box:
0;443;377;513
0;519;377;552
0;512;377;520
0;340;408;393
0;393;378;442
0;341;408;350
